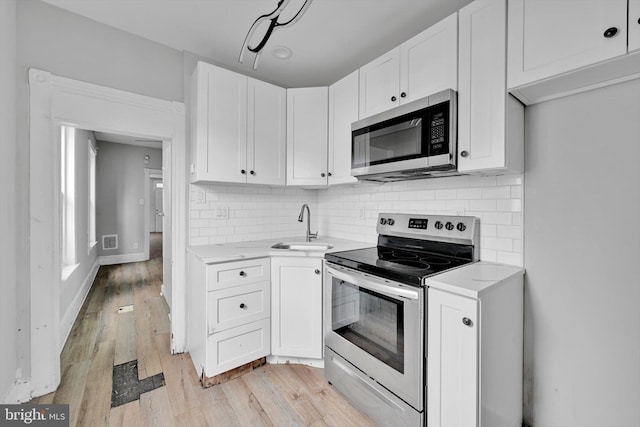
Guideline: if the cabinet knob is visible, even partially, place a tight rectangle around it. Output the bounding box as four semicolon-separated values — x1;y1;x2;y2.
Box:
327;172;332;177
391;95;397;102
400;92;407;98
239;271;246;277
321;173;326;178
462;317;473;327
241;169;246;174
314;269;321;275
239;303;246;309
460;150;469;158
603;27;618;38
250;170;255;175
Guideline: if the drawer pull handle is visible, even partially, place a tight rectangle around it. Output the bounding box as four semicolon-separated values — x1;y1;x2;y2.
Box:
239;271;246;277
240;303;246;309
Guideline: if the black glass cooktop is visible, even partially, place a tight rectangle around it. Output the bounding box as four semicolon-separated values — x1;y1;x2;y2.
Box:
325;236;474;287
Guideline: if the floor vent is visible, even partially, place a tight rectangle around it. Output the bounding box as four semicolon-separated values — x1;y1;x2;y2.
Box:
102;234;118;250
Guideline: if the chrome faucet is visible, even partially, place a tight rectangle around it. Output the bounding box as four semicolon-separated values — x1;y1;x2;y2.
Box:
298;204;318;242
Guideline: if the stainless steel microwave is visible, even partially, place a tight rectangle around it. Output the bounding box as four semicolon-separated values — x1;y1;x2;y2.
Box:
351;89;457;182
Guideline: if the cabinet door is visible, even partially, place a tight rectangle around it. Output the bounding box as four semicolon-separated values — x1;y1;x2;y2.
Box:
427;288;478;427
400;12;458;103
271;257;323;359
199;64;248;183
247;78;286;185
328;71;358;186
630;0;640;53
286;87;329;186
358;48;400;117
458;0;523;173
508;0;628;89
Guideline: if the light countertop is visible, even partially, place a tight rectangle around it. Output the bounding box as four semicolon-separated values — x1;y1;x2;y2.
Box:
187;236;373;264
425;261;525;299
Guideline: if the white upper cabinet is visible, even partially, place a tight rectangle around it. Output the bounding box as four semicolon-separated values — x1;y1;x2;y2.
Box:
286;87;329;186
458;0;523;174
630;0;640;52
328;70;359;186
508;0;640;104
191;62;247;183
359;49;401;118
359;13;458;118
400;13;458;104
247;78;286;186
190;61;286;185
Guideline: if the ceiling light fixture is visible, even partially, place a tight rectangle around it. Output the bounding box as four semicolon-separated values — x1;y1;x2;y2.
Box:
238;0;313;70
272;45;293;60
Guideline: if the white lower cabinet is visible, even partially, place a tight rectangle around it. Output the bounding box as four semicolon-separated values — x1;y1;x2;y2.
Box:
427;289;479;427
271;257;323;359
187;255;271;379
427;263;524;427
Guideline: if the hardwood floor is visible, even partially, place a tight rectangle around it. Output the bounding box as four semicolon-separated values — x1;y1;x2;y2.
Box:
33;254;375;426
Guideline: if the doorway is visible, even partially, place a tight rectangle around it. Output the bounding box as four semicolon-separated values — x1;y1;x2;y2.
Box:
28;68;186;398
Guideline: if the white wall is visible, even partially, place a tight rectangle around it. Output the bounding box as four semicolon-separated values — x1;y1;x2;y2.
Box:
188;174;524;266
523;79;640;426
0;0;18;402
190;184;318;245
318;174;523;265
96;141;162;260
59;129;100;349
14;0;184;380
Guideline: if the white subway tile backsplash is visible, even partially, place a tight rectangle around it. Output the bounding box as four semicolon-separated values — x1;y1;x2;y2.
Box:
189;173;524;267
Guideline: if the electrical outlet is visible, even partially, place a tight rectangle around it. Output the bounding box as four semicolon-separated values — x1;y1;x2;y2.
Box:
216;206;229;219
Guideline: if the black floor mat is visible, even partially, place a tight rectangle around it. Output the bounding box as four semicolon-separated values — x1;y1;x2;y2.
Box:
111;360;165;408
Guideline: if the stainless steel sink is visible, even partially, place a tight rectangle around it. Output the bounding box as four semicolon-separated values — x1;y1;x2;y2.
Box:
271;242;334;251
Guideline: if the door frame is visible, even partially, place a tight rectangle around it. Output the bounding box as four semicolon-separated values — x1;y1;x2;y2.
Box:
28;68;187;397
144;168;163;255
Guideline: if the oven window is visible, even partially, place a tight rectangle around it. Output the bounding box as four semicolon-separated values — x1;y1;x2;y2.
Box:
331;278;404;373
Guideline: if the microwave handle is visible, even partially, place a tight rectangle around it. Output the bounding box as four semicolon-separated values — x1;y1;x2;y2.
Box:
325;265;420;301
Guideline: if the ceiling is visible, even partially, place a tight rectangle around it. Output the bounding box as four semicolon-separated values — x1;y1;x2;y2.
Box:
40;0;472;88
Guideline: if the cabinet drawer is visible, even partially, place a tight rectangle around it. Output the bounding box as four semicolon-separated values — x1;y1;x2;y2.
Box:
207;281;270;334
206;258;270;291
206;318;271;377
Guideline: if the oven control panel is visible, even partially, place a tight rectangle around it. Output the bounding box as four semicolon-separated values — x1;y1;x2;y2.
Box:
377;213;479;245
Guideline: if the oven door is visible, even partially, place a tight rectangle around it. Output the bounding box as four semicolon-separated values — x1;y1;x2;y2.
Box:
324;263;424;411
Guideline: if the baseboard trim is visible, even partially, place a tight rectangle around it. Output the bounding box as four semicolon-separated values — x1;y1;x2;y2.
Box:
59;258;100;352
99;252;147;266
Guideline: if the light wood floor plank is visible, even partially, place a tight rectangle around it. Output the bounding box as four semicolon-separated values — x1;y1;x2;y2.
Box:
114;310;137;366
76;366;112;427
218;376;275;427
108;401;141;427
53;360;90;427
139;387;175;427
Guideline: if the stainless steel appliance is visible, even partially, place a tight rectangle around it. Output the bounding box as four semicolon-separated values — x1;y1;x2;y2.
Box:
351;89;457;182
324;213;479;426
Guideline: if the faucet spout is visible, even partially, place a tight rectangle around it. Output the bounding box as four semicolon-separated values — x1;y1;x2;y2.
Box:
298;204;317;242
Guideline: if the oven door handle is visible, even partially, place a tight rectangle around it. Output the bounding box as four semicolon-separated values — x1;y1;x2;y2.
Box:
326;265;420;300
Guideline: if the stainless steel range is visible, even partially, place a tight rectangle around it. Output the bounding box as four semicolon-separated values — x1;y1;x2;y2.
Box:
323;213;479;426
